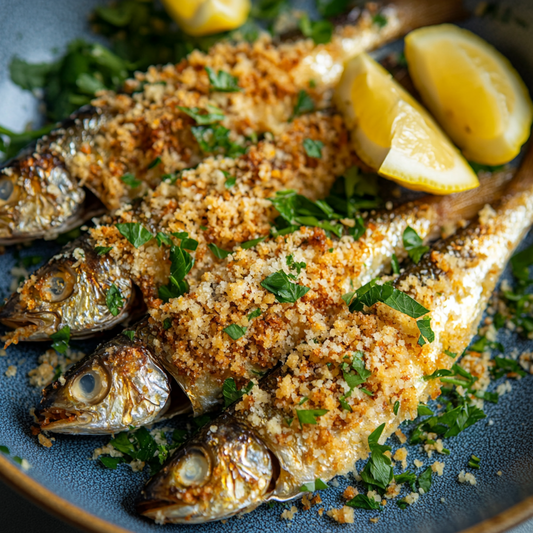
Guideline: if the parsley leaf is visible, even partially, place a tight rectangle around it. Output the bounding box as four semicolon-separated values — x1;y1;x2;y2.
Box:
205;66;241;92
120;173;141;188
417;316;435;346
296;408;328;427
491;357;527;379
418;404;434;416
106;284;124;317
350;216;366;240
361;423;393;490
163;318;172;330
99;456;124;469
148;156;161;169
393;400;400;415
391;253;400;275
95;246;113;255
403;226;429;264
300;478;329;492
423;369;454;381
394;471;417;491
224;324;247;340
418;467;432;493
346;279;430;319
290;90;315;120
248;309;262;320
116;222;153;248
372;13;388;27
299;14;333;45
50;325;71;354
303;138;323;158
208;243;232;259
158;241;195;303
346;494;381;510
241;236;266;249
191;124;245;157
178;105;225;125
223;171;236;188
122;330;135;341
261;270;310;303
156;232;172;247
342;351;371;390
222;378;253;407
511;243;533;280
316;0;350;17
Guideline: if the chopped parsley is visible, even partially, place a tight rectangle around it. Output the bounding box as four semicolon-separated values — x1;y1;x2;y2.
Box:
191;124;245;157
402;226;429;264
417;316;435;346
286;254;306;275
223;171;236;188
205;66;241;92
116;222;153;248
95;246;113;255
208;243;232;259
372;13;388;27
163;318;172;330
158;234;195;302
106;284;124;317
343;279;430;319
360;423;393;490
50;325;71;354
161;172;180;184
222;378;253;407
417;467;432;493
468;455;481;469
346;494;381;510
299;478;329;492
247;309;262;320
120;173;141;188
122;330;135;341
296;408;329;427
261;270;310;303
316;0;350;17
303;138;323;158
224;324;247;340
241;236;266;249
147;156;161;169
156;232;172;247
393;400;400;416
178;105;225;125
342;351;371;392
394;471;417;491
299;14;333;45
290;90;315;121
391;253;400;275
491;357;527;379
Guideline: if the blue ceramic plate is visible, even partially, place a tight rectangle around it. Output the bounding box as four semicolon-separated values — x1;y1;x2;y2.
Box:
1;1;533;532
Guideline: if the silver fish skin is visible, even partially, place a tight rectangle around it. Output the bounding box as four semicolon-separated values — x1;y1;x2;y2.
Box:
137;146;533;524
36;330;190;434
33;170;513;435
0;236;139;344
0;0;465;245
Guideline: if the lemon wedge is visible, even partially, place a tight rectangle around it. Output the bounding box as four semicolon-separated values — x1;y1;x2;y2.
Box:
405;24;533;166
335;53;479;194
161;0;250;37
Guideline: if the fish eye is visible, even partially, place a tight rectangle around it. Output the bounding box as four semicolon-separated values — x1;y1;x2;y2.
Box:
174;449;210;487
0;177;17;206
39;266;76;303
71;367;110;405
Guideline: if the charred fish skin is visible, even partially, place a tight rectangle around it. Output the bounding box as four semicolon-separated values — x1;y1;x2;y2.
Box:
138;148;533;524
137;413;274;525
0;235;137;344
36;332;184;435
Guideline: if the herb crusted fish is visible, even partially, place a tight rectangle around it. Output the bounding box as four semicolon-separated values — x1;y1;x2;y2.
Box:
136;144;533;525
0;0;466;244
34;170;512;433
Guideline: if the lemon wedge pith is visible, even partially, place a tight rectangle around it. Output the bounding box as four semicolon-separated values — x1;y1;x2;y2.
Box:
405;24;533;166
335;53;479;195
161;0;250;37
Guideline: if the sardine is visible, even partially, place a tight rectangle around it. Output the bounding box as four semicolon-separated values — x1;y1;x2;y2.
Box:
136;144;533;524
1;112;357;343
0;0;466;244
35;170;512;433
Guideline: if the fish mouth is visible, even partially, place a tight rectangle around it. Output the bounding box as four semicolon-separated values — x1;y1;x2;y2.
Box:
37;407;94;433
0;306;60;341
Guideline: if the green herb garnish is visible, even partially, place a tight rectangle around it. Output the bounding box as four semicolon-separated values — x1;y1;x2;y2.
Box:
360;423;394;490
299;478;329;492
148;156;161;169
205;66;241;92
299;14;333;45
290;90;315;121
222;378;253;407
303;138;323;158
403;226;429;264
208;243;232;259
261;270;310;303
346;494;381;510
106;284;124;317
116;222;153;248
417;316;435;346
120;173;141;188
224;324;247;340
247;309;262;320
95;246;113;255
178;105;225;125
296;408;329;427
50;325;71;354
241;237;266;249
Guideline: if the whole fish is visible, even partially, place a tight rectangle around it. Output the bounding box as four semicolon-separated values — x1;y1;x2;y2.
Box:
35;171;512;433
1;112;356;343
0;0;466;244
136;145;533;525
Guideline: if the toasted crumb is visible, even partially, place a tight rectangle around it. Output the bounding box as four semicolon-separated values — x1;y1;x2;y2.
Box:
0;348;6;356
370;517;379;523
20;459;31;471
404;492;420;505
395;429;407;444
302;493;312;511
343;486;358;500
458;470;477;485
393;447;408;469
431;461;445;476
37;433;53;448
384;480;401;499
327;506;354;524
497;471;502;476
414;459;423;468
5;365;16;378
311;494;322;506
281;506;298;520
318;508;324;516
441;498;446;503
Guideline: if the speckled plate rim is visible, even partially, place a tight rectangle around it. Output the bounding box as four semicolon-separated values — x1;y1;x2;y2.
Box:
1;454;532;533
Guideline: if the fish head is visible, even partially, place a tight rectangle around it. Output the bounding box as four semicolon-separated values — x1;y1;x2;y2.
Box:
0;237;138;341
0;153;87;244
137;415;277;524
36;336;183;434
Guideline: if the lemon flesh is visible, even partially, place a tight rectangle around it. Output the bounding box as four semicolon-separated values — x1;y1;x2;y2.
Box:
405;24;533;166
335;53;479;194
161;0;250;37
